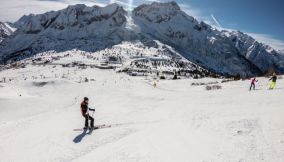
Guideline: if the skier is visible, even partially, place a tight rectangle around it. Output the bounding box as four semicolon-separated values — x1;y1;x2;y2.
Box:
249;77;258;90
269;73;277;89
153;81;157;88
81;97;95;129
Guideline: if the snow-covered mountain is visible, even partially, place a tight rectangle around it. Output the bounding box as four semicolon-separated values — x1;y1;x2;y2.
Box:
0;1;283;77
0;22;16;43
278;50;284;55
132;2;262;77
0;4;129;61
224;30;284;73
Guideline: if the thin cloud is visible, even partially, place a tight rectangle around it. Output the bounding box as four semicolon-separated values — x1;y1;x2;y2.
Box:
210;14;222;28
179;5;284;50
247;33;284;50
143;0;161;2
179;3;203;20
0;0;66;22
179;4;222;30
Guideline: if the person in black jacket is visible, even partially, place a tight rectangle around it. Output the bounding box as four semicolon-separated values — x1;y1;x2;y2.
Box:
81;97;95;129
269;73;277;89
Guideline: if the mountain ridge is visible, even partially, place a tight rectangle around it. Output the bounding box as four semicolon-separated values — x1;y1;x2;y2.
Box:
0;1;283;77
0;22;15;43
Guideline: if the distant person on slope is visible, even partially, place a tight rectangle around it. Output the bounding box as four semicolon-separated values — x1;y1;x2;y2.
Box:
249;77;258;91
269;73;277;89
81;97;95;129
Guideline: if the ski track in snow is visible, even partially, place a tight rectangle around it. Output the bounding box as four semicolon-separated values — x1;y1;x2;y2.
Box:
0;65;284;162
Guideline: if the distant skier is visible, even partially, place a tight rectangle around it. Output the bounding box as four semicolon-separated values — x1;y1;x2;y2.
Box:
153;81;157;88
81;97;95;129
249;77;258;91
269;73;277;89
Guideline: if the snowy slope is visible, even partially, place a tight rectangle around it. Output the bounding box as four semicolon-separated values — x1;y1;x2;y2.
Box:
0;1;284;77
1;64;284;162
0;22;16;43
15;40;215;78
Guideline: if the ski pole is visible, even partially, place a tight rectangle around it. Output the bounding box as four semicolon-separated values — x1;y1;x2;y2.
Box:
92;107;95;126
87;108;89;126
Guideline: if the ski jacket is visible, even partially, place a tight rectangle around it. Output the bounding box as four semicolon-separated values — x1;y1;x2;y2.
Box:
251;78;257;84
81;101;95;116
81;101;88;116
270;76;277;82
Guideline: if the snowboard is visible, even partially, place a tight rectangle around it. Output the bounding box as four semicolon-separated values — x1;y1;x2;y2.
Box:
73;124;111;131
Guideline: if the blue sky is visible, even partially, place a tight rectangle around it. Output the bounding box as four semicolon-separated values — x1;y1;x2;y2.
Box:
175;0;284;50
0;0;283;50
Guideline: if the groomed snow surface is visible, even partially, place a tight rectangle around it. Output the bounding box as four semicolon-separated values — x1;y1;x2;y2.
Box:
0;65;284;162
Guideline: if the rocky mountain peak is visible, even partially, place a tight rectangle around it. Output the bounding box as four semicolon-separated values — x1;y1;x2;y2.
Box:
133;1;185;23
14;3;127;34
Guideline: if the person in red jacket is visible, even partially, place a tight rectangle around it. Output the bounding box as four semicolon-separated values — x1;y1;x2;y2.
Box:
249;77;258;91
81;97;95;129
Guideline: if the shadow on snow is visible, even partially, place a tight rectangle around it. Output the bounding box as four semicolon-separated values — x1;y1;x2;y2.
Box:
73;129;93;143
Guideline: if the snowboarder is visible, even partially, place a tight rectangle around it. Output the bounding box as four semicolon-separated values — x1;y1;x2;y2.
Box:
81;97;95;129
269;73;277;89
249;77;258;90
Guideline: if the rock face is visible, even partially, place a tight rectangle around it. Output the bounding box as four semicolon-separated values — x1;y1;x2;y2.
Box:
14;4;127;34
225;31;284;74
0;1;283;77
0;22;15;43
278;50;284;55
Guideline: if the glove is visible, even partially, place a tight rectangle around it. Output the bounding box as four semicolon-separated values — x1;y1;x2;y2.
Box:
89;108;95;112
